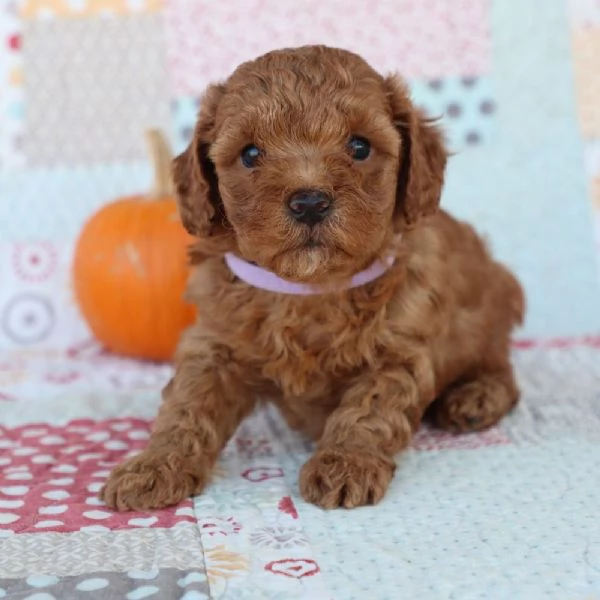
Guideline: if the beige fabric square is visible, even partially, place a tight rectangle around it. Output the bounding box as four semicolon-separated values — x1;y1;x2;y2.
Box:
572;28;600;138
22;14;171;166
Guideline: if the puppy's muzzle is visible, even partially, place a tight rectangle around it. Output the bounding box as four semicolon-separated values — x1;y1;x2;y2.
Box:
287;189;333;227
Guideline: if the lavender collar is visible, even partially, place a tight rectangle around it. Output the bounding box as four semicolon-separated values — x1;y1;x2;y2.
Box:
224;252;395;296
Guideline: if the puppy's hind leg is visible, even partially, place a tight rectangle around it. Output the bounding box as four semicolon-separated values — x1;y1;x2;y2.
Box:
430;365;519;433
431;263;524;433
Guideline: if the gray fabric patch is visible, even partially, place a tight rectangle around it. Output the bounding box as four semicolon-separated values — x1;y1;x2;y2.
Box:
22;14;171;167
0;567;209;599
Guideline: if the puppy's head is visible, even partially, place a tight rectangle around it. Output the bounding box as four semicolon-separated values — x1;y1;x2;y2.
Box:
174;46;447;283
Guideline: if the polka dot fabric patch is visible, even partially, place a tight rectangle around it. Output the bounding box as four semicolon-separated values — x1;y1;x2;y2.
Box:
0;568;210;600
411;75;497;151
0;418;195;535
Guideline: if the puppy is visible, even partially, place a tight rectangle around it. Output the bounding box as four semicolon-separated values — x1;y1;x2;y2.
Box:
102;45;524;511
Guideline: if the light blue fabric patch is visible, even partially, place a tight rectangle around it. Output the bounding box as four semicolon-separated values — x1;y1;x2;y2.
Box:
172;96;199;154
281;440;600;600
442;0;600;336
0;163;151;240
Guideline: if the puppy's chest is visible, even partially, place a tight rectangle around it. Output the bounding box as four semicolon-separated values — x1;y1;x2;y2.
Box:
241;300;371;397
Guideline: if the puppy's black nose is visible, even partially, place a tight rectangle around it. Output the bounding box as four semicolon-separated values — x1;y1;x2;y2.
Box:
287;189;332;226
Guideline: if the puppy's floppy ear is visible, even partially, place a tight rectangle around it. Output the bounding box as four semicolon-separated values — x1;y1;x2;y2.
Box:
172;84;227;237
384;75;447;228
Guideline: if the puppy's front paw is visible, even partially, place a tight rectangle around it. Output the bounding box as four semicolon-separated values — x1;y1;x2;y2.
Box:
101;450;209;512
299;448;396;509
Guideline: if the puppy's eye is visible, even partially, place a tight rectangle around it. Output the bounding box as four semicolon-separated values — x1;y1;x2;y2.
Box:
240;144;262;168
348;136;371;161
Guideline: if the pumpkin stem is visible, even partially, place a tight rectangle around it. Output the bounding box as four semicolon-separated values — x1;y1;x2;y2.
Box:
145;128;174;198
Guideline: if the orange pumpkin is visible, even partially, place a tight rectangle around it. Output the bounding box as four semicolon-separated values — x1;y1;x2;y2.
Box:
73;129;196;361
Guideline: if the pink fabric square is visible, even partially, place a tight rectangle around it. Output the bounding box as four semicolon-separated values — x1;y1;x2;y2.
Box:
165;0;492;96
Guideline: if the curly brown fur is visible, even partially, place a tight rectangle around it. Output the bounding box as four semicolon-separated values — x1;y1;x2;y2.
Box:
102;46;524;511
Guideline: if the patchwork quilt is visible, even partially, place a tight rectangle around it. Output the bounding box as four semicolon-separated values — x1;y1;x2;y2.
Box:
1;339;600;599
